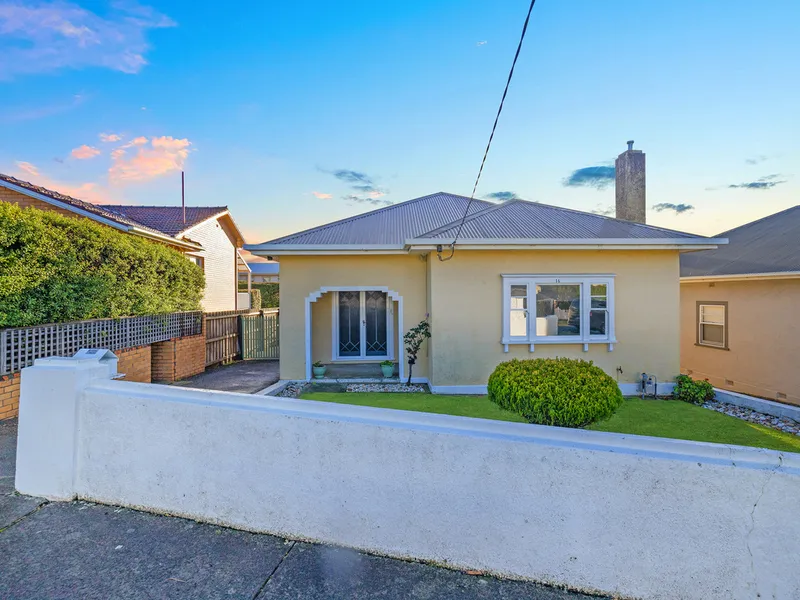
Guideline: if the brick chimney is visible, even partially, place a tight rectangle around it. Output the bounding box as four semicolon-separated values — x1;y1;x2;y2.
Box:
615;140;646;223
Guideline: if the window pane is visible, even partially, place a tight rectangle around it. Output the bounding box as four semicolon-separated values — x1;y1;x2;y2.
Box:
591;297;607;309
590;310;607;336
700;324;724;345
510;285;527;310
536;284;581;336
701;305;725;324
590;283;607;296
510;310;527;337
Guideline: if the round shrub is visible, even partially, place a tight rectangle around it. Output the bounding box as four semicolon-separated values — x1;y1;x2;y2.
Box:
487;358;623;427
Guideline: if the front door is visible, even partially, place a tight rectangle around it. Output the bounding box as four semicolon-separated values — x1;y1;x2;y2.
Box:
335;291;391;360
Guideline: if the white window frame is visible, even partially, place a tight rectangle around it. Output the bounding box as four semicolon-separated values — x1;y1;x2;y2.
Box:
501;274;616;353
697;302;727;349
331;290;394;361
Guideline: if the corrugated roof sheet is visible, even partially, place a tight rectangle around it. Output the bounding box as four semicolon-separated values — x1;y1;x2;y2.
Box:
420;199;702;240
103;205;228;236
254;192;711;248
261;192;493;245
681;205;800;277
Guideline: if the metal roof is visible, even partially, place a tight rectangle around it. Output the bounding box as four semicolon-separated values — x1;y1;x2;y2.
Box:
419;199;703;240
259;192;493;245
681;205;800;277
103;205;228;236
248;262;280;275
249;192;716;251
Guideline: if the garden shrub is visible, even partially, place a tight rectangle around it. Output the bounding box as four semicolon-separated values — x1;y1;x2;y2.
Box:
673;374;714;405
487;358;623;427
0;202;204;327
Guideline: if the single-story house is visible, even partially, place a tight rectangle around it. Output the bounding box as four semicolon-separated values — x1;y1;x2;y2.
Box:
680;205;800;405
247;145;725;393
239;262;280;284
0;173;247;312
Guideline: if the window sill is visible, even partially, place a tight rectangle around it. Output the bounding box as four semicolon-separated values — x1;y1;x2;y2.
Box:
501;339;618;353
695;343;729;351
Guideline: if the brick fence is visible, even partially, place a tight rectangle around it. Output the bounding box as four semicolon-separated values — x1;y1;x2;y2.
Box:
0;332;206;420
151;334;206;383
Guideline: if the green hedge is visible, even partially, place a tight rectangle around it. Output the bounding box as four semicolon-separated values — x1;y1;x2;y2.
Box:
239;282;279;309
0;202;205;327
487;358;623;427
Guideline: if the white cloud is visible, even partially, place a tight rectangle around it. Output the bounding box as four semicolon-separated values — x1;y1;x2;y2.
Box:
99;133;122;142
109;135;190;183
70;144;100;159
0;1;175;79
312;191;332;199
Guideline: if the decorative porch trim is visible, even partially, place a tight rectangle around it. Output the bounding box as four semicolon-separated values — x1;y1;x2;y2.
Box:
305;286;405;382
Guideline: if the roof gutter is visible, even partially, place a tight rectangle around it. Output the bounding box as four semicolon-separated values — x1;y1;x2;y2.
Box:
680;271;800;283
408;237;729;247
129;227;203;251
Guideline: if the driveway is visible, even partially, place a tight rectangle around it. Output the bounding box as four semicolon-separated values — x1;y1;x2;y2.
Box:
172;360;280;394
0;420;602;599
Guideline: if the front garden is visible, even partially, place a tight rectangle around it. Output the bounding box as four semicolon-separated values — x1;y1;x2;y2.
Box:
295;357;800;454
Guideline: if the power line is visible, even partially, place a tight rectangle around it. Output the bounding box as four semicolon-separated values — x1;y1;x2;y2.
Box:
438;0;537;261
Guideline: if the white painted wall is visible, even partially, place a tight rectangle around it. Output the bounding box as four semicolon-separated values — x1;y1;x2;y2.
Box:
189;218;237;311
16;358;800;600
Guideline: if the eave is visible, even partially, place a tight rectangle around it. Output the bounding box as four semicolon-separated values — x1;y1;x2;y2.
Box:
680;271;800;283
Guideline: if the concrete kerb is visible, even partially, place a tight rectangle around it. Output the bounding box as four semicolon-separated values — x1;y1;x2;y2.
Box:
714;388;800;423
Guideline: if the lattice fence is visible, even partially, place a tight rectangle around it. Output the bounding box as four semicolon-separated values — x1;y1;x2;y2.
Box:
0;312;203;376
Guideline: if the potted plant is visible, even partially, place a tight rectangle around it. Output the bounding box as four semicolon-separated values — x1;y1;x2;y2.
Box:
312;361;327;379
380;360;394;378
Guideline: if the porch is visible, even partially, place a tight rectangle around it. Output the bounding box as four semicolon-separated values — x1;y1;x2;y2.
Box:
306;287;406;381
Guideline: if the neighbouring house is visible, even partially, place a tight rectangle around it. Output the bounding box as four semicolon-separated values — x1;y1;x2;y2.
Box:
680;205;800;405
246;144;725;393
0;173;247;312
240;262;280;284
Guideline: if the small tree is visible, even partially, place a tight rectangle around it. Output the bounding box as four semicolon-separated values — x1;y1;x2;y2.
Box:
403;318;431;385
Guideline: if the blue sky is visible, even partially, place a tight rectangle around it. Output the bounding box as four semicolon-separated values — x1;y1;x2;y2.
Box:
1;0;798;243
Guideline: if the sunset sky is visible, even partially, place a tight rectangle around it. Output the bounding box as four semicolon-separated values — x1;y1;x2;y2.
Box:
1;0;798;243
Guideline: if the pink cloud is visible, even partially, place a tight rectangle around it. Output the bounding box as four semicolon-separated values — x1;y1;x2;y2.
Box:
0;1;175;79
15;161;39;176
11;161;112;204
99;133;122;142
70;144;100;159
312;191;332;199
109;135;191;183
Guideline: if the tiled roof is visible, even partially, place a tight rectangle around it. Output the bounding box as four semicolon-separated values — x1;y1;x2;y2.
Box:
261;192;493;245
0;173;151;232
418;199;702;240
103;205;228;236
250;192;713;249
681;205;800;277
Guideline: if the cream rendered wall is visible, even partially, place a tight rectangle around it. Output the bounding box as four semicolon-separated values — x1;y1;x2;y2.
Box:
189;219;237;312
278;255;429;380
428;250;681;387
680;279;800;405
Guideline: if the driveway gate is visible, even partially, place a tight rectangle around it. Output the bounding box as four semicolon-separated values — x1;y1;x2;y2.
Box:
241;310;279;360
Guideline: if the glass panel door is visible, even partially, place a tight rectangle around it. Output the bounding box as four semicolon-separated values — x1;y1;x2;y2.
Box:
337;291;361;357
364;291;388;356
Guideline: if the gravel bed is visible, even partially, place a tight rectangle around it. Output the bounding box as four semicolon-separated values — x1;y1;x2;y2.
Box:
275;382;309;398
346;383;428;393
703;399;800;436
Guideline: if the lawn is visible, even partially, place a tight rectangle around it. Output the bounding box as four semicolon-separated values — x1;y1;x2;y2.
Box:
299;392;800;453
299;392;527;423
588;398;800;453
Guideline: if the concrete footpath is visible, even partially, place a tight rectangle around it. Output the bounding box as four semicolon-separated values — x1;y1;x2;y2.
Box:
170;359;280;394
0;419;599;600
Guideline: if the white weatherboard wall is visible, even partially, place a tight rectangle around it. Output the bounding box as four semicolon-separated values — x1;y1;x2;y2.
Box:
16;358;800;600
190;217;237;311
